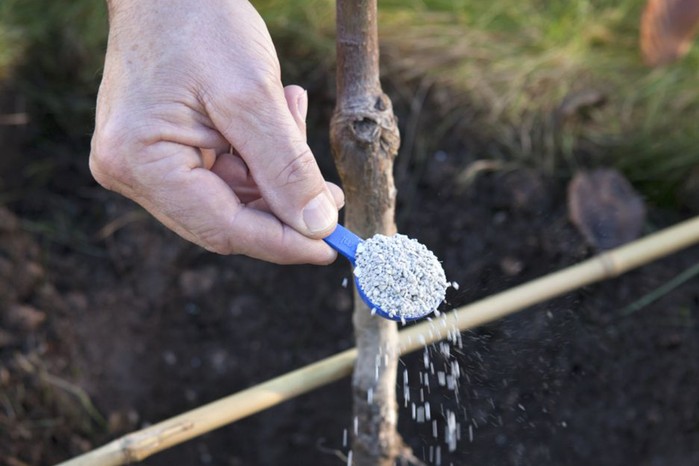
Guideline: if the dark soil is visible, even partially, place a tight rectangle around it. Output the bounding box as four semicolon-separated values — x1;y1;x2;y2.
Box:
2;89;699;466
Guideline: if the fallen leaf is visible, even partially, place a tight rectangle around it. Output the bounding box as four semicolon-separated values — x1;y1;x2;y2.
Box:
568;169;646;250
641;0;699;66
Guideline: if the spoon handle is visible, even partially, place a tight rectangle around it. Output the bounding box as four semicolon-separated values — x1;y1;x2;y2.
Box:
323;224;363;265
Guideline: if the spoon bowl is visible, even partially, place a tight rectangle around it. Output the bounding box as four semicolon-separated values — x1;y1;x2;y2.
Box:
323;224;426;322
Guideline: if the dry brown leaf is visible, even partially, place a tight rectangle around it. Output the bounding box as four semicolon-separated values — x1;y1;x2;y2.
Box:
568;169;646;250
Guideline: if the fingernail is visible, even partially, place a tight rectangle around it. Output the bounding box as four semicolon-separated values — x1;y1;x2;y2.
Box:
303;192;336;234
296;89;308;121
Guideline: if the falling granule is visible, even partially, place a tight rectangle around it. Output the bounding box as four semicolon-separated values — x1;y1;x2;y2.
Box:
451;281;460;290
416;406;425;423
450;360;461;378
353;416;358;435
346;450;353;466
342;428;348;448
446;375;456;391
354;233;448;320
367;388;373;404
341;277;349;288
446;410;458;452
439;342;451;358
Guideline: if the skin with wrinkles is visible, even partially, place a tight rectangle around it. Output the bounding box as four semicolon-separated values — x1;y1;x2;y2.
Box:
91;0;344;264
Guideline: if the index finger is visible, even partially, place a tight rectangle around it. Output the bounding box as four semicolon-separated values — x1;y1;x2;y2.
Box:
133;142;337;264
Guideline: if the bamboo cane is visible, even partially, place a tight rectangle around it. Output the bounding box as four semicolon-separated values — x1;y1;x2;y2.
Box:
56;215;699;466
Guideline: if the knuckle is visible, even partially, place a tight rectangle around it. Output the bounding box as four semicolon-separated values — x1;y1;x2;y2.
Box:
207;70;281;111
90;116;156;191
241;70;280;100
276;147;318;187
199;230;235;256
90;125;127;190
203;239;235;256
197;220;243;256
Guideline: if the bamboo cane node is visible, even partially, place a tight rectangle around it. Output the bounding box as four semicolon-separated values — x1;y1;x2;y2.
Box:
121;421;194;460
596;251;620;278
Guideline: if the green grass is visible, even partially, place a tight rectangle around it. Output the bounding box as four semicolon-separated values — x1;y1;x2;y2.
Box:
0;0;108;176
260;0;699;200
2;0;698;201
376;0;699;198
0;0;107;78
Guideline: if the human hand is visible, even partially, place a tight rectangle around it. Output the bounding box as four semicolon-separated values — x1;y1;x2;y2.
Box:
90;0;343;264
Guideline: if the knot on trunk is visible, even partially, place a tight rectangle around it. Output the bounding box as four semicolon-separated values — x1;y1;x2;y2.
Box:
331;92;400;163
352;117;381;144
330;90;399;242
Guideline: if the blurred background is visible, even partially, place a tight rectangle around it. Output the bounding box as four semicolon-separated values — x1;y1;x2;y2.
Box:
2;1;699;465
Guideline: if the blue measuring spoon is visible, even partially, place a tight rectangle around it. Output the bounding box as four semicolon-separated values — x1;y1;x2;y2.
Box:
324;224;419;322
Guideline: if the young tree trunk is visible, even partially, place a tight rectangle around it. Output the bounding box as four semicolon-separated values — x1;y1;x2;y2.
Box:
330;0;402;464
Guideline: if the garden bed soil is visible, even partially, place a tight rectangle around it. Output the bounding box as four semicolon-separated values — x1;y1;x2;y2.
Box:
2;111;699;465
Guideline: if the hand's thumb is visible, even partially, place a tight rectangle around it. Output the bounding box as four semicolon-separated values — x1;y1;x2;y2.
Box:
212;83;338;238
279;85;338;237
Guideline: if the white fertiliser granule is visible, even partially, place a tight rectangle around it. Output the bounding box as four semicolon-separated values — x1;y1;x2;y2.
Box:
353;233;448;320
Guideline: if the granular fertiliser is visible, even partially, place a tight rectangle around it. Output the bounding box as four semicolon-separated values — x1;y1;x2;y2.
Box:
353;233;448;320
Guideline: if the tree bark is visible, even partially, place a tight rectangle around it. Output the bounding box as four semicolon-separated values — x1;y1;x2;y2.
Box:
330;1;402;464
